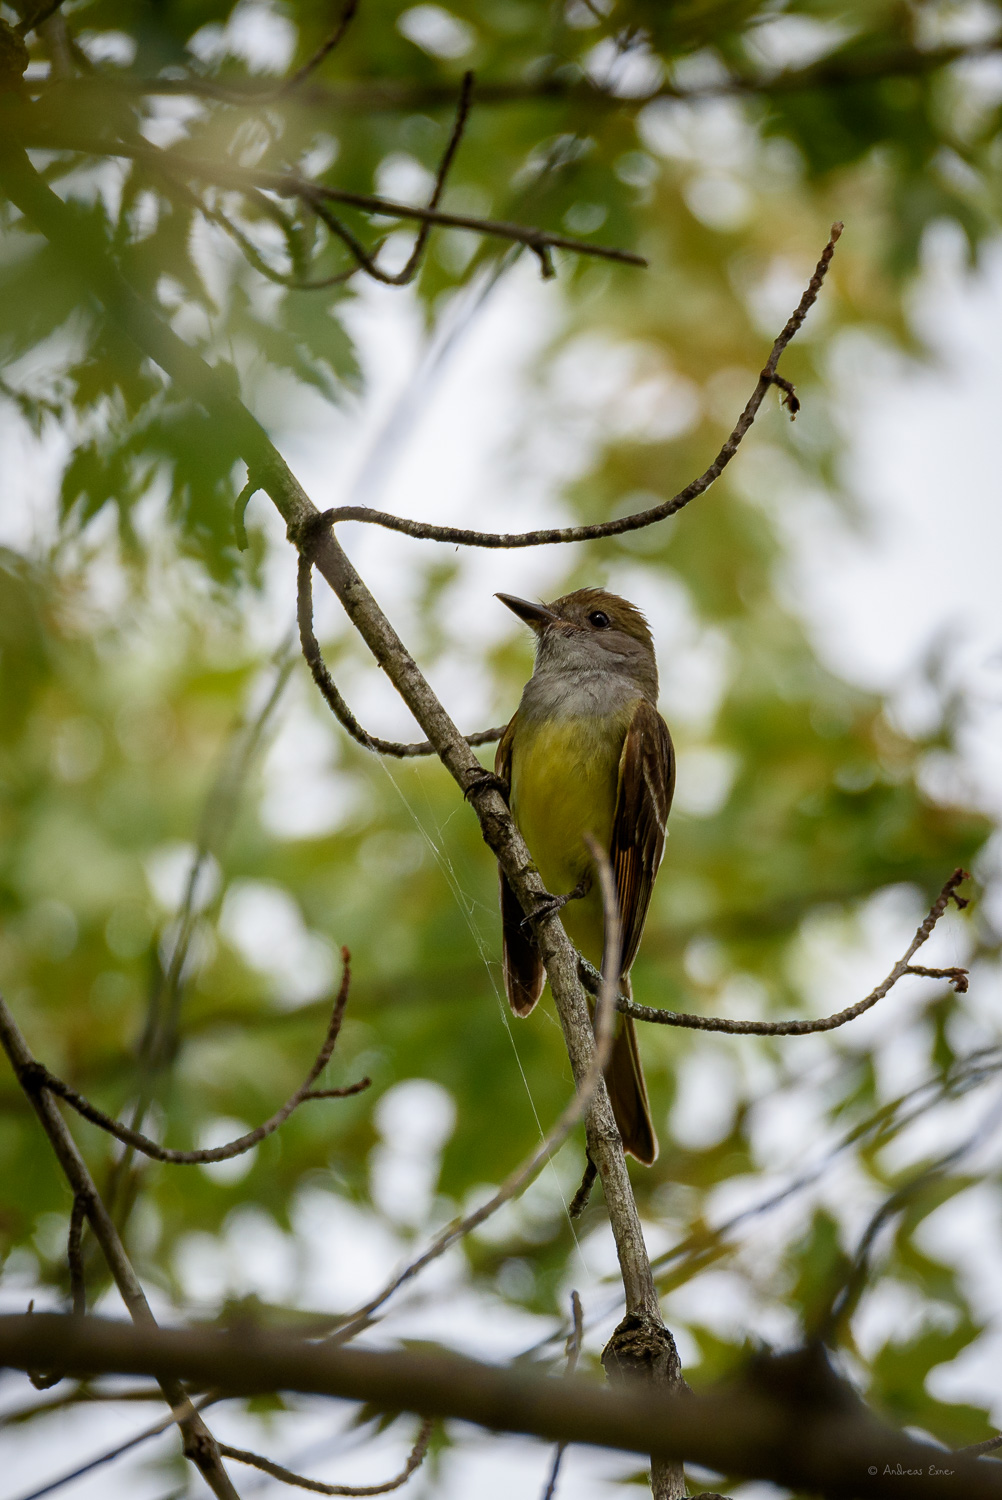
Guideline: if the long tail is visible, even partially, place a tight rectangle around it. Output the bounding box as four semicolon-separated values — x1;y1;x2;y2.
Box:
605;995;657;1165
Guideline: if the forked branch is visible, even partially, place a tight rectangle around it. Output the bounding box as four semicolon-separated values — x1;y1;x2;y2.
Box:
0;993;240;1500
10;949;368;1165
584;869;970;1035
312;223;843;549
219;1417;434;1496
297;552;505;755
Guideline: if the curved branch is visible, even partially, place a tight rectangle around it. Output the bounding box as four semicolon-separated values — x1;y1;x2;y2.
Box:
219;1418;434;1495
0;994;240;1499
16;950;369;1164
297;552;504;755
383;69;474;287
314;223;841;549
608;869;969;1035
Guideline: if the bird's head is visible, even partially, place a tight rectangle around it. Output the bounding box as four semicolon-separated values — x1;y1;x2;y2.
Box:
496;587;657;698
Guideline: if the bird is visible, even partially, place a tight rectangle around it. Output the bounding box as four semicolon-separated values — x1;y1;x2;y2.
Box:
494;587;675;1164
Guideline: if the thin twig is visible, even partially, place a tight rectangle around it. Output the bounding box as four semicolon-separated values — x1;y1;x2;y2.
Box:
960;1434;1002;1456
604;869;969;1034
645;1043;1002;1293
7;124;648;269
183;180;355;292
9;1394;220;1500
568;1155;597;1218
19;950;368;1163
281;0;360;94
108;645;294;1214
293;168;644;270
327;840;621;1347
0;993;240;1500
314;223;841;548
234;477;259;549
219;1417;434;1495
1;1384;180;1427
170;72;480;291
297;552;505;755
818;1085;1002;1344
382;69;474;287
541;1291;584;1500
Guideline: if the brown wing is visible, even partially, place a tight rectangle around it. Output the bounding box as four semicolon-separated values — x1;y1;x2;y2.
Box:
610;699;675;976
496;716;544;1016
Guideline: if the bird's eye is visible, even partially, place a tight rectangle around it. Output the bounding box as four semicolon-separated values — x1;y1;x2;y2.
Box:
588;611;610;629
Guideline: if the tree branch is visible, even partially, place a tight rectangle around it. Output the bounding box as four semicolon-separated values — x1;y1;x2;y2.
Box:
303;223;841;550
218;1418;434;1495
297;551;505;755
541;1290;584;1500
583;869;970;1034
9;117;648;271
3;1316;1002;1499
0;124;685;1500
280;0;360;94
10;949;368;1164
0;994;240;1500
647;1040;1002;1294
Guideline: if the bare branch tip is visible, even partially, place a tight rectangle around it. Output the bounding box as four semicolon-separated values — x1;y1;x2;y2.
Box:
569;1156;598;1218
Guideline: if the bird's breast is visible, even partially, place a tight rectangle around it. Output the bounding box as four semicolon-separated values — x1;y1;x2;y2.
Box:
508;706;636;963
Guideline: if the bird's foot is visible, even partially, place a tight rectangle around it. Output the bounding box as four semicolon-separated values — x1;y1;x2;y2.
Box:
463;769;507;803
524;873;592;930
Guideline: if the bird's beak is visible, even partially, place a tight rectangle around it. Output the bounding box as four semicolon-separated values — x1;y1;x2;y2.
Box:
495;593;559;632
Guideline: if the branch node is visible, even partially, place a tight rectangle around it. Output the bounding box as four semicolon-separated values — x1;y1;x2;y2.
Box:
763;370;800;417
601;1311;682;1392
288;507;335;556
18;1058;50;1093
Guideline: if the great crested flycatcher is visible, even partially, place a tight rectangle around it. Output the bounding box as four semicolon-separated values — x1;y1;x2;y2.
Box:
495;587;675;1165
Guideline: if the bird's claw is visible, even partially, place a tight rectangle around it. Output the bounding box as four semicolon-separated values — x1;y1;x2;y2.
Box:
463;770;507;802
523;874;592;931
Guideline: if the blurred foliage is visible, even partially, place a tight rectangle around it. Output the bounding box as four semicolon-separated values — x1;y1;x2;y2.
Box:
2;0;1002;1494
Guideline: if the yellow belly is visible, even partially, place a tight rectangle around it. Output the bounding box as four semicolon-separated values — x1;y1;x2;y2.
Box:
509;709;633;969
